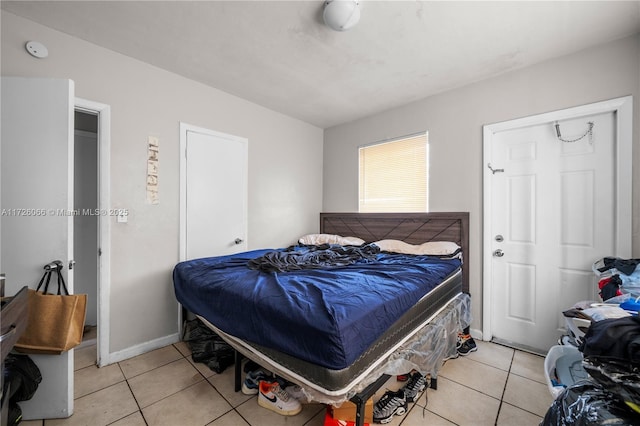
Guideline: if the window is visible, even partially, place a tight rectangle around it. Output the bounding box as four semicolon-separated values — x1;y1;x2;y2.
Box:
358;132;428;212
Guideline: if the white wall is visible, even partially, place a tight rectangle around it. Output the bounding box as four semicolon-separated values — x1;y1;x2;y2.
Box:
1;11;324;353
323;35;640;335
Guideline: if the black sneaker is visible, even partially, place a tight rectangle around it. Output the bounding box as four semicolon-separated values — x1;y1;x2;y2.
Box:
457;335;477;356
373;389;407;424
402;372;427;402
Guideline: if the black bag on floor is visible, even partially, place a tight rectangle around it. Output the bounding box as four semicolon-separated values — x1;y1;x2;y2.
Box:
541;380;640;425
4;354;41;402
582;359;640;416
4;354;42;425
7;403;22;425
182;318;234;373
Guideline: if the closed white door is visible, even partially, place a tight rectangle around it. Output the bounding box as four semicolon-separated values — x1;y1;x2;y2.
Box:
487;111;618;353
180;124;248;260
1;77;75;418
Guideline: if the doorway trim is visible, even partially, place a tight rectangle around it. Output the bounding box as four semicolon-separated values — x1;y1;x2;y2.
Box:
75;97;112;367
481;96;633;342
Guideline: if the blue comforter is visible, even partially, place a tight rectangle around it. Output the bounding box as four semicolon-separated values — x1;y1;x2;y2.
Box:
173;246;460;370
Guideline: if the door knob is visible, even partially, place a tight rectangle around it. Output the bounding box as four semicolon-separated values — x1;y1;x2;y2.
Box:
234;238;243;245
493;249;504;257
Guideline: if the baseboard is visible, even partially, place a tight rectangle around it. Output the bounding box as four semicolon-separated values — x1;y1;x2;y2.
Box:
491;337;547;356
470;327;483;340
101;333;181;365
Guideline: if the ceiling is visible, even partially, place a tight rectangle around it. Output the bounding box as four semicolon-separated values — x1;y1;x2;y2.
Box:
2;1;639;128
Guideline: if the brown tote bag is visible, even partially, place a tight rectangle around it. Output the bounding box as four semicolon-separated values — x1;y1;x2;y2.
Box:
15;261;87;355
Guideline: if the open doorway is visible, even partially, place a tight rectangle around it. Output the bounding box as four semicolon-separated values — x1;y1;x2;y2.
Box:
75;98;111;367
74;110;99;344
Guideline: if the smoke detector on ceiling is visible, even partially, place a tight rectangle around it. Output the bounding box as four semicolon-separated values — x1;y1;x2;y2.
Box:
323;0;360;32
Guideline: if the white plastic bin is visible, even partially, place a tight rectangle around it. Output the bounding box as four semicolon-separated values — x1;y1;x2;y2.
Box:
544;345;588;399
563;316;591;346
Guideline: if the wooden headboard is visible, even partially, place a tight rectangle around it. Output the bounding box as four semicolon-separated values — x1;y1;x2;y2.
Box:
320;212;469;293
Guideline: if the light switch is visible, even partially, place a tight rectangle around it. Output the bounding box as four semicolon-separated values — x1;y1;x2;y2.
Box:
117;212;128;223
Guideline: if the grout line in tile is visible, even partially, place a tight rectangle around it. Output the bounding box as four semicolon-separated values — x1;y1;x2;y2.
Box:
456;353;511;372
434;374;503;405
234;398;256;426
112;346;228;426
400;401;420;425
198;404;237;426
493;347;516;424
75;359;98;373
500;401;548;420
300;405;324;425
104;411;147;426
508;369;547;385
116;359;149;424
121;354;187;381
209;383;244;409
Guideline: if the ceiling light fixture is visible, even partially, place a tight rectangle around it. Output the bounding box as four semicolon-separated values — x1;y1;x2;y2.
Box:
323;0;360;32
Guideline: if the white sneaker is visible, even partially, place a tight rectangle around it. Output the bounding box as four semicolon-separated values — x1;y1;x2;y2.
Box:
258;380;302;416
284;384;309;403
241;370;270;395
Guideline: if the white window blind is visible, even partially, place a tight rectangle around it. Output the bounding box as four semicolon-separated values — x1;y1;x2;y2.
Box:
359;133;428;213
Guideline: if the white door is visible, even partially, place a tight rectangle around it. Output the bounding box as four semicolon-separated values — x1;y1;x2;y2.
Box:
1;77;75;418
180;124;248;260
484;99;632;354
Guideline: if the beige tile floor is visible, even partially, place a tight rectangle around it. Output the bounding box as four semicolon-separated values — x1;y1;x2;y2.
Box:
20;339;554;426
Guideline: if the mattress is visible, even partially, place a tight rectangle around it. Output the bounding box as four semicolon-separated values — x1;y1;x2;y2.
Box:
174;246;462;370
198;272;466;401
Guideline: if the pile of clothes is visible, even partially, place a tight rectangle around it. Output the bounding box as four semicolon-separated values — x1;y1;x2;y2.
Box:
594;257;640;302
182;318;234;374
543;315;640;425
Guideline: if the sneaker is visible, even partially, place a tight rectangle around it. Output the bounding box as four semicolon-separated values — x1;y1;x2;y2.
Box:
373;389;407;424
402;372;427;402
457;334;477;356
284;384;308;403
258;380;302;416
242;370;270;395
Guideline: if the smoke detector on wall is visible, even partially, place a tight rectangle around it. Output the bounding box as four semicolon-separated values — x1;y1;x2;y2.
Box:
25;41;48;59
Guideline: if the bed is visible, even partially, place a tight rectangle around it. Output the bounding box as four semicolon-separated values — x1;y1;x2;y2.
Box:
173;212;470;420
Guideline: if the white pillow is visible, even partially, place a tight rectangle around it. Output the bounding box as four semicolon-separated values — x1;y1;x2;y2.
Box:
298;233;365;246
373;239;460;256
